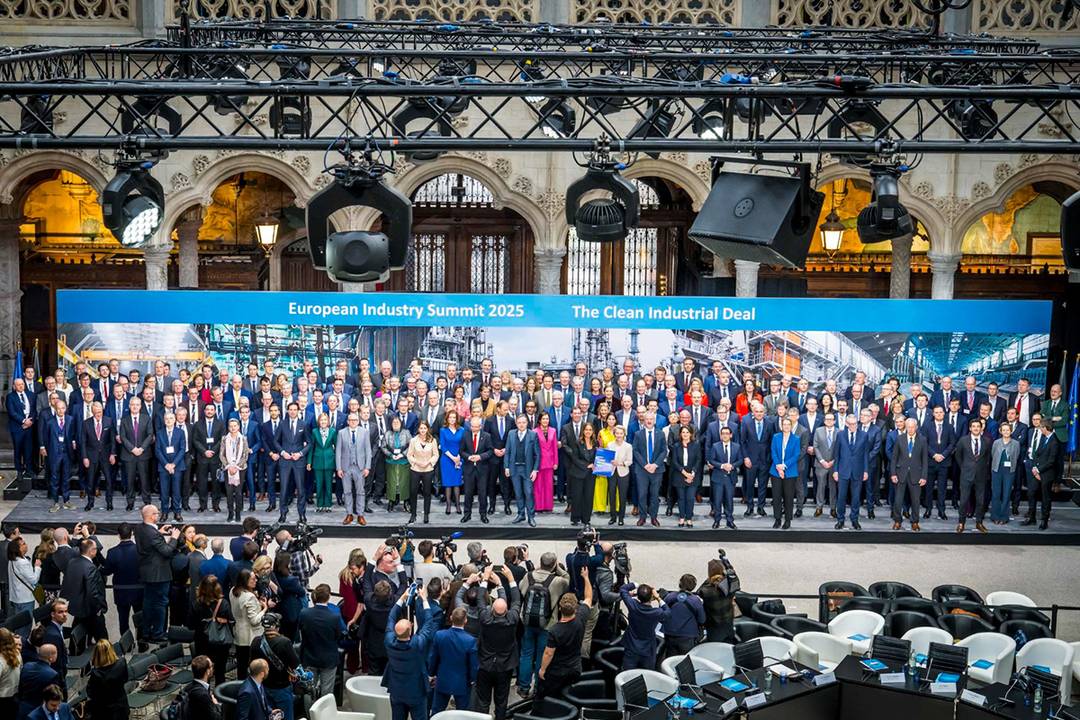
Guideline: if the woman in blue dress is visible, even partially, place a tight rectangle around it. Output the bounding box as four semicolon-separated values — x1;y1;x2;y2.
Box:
439;409;464;515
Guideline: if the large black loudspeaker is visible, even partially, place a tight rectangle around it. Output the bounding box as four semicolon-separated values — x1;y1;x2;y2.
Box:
1063;189;1080;271
689;170;824;270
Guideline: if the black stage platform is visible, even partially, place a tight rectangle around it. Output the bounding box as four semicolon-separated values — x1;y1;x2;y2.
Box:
3;487;1078;544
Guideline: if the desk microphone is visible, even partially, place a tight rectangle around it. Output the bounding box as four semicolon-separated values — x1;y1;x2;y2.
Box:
989;670;1027;710
731;664;759;692
761;655;809;686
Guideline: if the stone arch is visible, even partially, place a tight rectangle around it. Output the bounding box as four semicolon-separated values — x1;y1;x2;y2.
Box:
621;157;710;212
161;153;315;240
0;152;109;209
815;163;949;251
950;161;1080;250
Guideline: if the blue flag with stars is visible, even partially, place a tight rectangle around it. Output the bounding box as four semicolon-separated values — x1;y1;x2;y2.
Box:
1067;355;1078;454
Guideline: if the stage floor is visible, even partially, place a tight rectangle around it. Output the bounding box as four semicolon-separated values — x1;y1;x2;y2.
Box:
3;487;1077;544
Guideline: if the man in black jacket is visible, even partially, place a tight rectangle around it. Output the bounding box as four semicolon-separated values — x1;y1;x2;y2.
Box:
298;584;346;700
133;505;179;643
474;565;520;720
59;539;108;642
184;655;223;720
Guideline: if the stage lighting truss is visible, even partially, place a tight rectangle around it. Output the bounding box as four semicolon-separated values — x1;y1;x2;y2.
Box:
101;160;165;249
1;39;1079;155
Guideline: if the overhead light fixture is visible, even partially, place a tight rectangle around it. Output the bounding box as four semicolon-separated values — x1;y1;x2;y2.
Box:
692;99;732;140
270;52;312;137
826;99;889;164
856;165;914;243
533;98;577;139
20;95;53;134
306;161;413;283
390;74;476;162
206;54;251;115
947;98;998;139
627;99;676;159
564;142;641;243
101;161;164;249
120;97;181;159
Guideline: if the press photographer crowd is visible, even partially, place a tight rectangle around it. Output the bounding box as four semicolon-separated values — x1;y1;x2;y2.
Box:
0;516;750;720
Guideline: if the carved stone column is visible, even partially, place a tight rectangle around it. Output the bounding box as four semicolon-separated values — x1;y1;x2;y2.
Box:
176;210;202;289
889;233;913;299
143;242;172;290
929;253;961;300
534;247;566;295
0;210;24;368
734;259;760;298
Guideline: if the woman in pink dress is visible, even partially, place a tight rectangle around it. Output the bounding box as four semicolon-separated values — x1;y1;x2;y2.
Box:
534;411;559;512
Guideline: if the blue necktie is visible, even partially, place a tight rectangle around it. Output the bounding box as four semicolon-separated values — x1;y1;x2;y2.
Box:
646;431;653;463
908;437;914;454
756;421;762;441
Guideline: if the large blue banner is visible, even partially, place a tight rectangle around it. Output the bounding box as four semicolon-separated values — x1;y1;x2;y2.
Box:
57;290;1050;334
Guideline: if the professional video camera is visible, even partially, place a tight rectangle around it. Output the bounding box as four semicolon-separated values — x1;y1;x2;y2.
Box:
612;541;631;580
714;548;741;597
434;531;464;572
576;525;598;551
387;525;415;565
254;523;273;548
286;521;323;553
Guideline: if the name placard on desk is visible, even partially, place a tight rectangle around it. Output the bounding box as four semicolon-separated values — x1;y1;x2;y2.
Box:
744;693;768;709
880;672;906;684
720;698;738;715
961;690;987;706
813;672;837;687
930;682;958;695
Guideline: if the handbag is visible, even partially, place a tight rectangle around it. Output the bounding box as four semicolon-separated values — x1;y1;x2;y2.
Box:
207;599;234;645
139;663;174;692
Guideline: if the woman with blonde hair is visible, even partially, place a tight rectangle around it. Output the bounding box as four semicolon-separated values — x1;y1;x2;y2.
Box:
406;421;439;524
87;638;129;720
0;628;21;716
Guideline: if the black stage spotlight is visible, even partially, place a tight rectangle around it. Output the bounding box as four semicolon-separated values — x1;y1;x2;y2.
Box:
306;162;413;283
692;99;732;140
827;99;888;164
390;76;476;162
270;52;312;138
689;160;824;269
627;99;676;159
533;98;577;139
947;97;998;139
120;97;181;158
564;148;640;243
101;161;165;249
19;95;53;134
206;54;251;115
856;166;914;243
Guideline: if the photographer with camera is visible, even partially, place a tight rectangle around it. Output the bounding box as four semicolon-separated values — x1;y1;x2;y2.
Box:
362;544;409;605
231;518;270;561
619;582;670;671
660;574;704;659
474;564;520;720
697;551;740;643
250;613;300;720
517;552;568;699
565;527;604;659
536;568;593;702
413;541;452;587
134;505;180;643
592;543;623;645
274;527;322;597
385;582;441;720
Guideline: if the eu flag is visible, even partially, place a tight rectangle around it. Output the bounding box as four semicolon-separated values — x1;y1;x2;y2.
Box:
1067;355;1078;455
12;349;23;386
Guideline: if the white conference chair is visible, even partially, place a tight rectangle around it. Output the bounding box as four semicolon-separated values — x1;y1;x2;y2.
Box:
986;591;1037;608
828;609;885;656
759;637;796;663
793;631;852;673
902;627;953;659
1071;642;1080;687
309;695;375;720
430;712;492;720
688;642;735;673
344;675;392;720
614;670;679;711
957;632;1016;686
660;654;727;685
1016;638;1075;703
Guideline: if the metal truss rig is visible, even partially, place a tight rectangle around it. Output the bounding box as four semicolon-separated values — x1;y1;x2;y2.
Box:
1;42;1079;155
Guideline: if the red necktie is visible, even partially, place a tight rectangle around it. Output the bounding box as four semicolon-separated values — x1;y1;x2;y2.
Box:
96;420;101;440
1016;395;1022;412
473;433;479;452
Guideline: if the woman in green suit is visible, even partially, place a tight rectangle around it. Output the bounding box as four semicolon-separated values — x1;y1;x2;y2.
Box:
307;413;337;513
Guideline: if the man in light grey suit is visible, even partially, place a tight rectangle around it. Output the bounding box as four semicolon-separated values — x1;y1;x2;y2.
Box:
762;379;787;417
812;412;839;517
419;391;445;434
336;412;372;526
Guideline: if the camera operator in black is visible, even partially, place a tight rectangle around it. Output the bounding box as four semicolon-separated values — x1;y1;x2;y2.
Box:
697;552;739;643
660;574;705;658
565;528;604;658
592;542;622;644
413;540;453;587
274;526;322;593
474;565;521;720
251;613;301;720
359;580;394;675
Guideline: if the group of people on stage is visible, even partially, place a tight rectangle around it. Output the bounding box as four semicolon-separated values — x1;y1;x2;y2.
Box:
3;354;1069;531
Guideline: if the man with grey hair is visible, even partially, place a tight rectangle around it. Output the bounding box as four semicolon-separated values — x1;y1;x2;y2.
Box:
337;412;371;526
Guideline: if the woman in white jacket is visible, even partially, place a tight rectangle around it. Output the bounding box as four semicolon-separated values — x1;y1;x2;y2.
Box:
229;567;269;680
6;538;40;636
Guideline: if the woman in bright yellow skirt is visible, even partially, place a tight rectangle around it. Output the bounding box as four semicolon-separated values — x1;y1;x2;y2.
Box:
594;411;619;513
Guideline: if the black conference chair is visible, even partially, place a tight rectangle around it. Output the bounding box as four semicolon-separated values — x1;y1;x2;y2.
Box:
214;680;243;720
734;618;781;642
869;581;922;600
770;615;827;639
932;584;983;605
1000;619;1053;641
2;610;31;633
890;597;941;617
818;581;870;623
885;611;938;638
837;596;890;616
509;697;579;720
594;645;624;695
939;601;996;624
734;639;765;671
750;600;803;624
734;591;759;618
561;680;617;711
871;635;912;667
937;613;995;641
927;641;969;677
994;605;1051;629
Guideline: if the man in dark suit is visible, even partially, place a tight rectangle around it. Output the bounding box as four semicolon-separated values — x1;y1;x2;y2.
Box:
17;646;60;719
738;403;773;518
505;414;541;528
185;656;223;720
80;402;116;511
707;426;742;529
298;584;347;698
890;418;928;531
460;415;493;524
921;406;956;521
236;659;271;720
40;600;69;687
953;418;992;533
960;376;987;417
673;358;700;395
133;505;180;643
368;401;390;507
259;405;281;513
632;412;668;527
59;539;108;641
931;376;960;410
118;397;153;511
27;684;73;720
984;382;1008;423
275;402;310;523
833;414;870;530
429;606;478;713
1023;416;1060;530
192;403;225;513
685;391;714;439
485;403;513;516
6;378;36;480
907;393;932;430
384;584;442;720
101;523;141;637
42;398;76;511
857;408;884;519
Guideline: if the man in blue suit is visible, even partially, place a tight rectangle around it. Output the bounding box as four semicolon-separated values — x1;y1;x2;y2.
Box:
428;606;478;713
632;412;668;527
18;646;60;720
384;584;442;720
101;523;142;637
832;414;870;530
236;659;271;720
260;405;282;513
960;376;987;418
27;684;71;720
223;376;254;421
394;397;419;436
237;406;262;512
930;376;960;411
504;414;541;527
857;408;884;519
298;584;347;699
275;402;309;524
739;403;773;518
6;378;36;480
42;398;76;510
707;426;742;529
